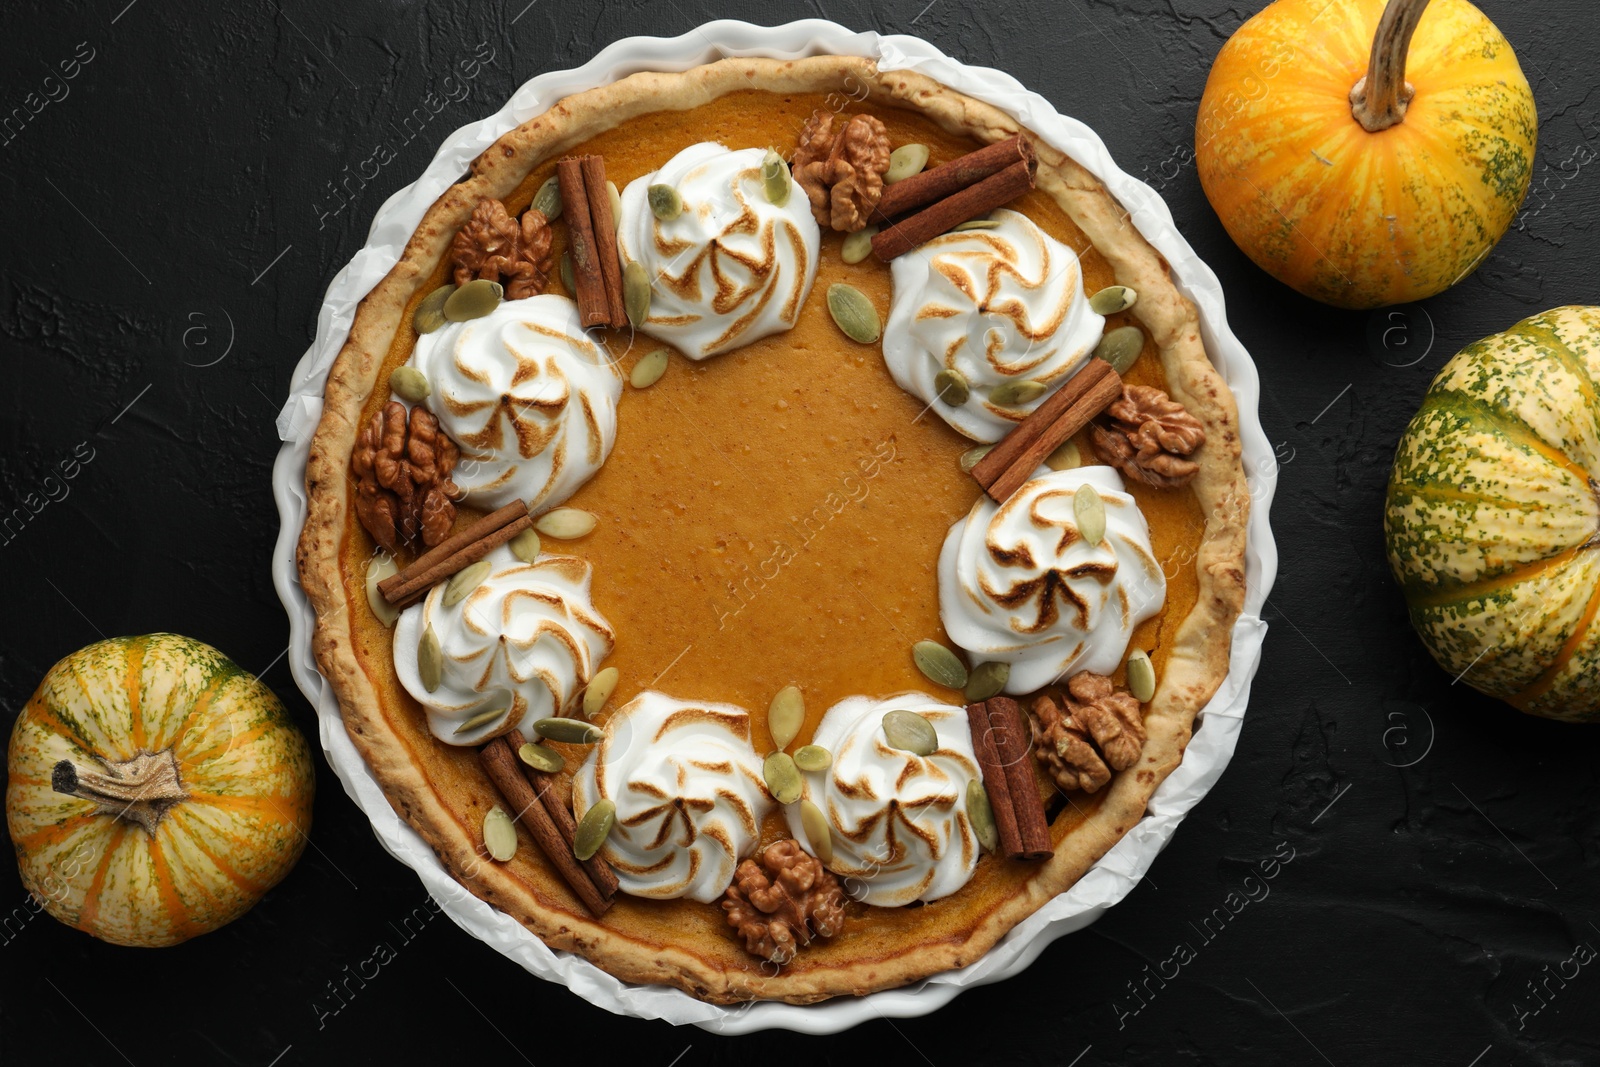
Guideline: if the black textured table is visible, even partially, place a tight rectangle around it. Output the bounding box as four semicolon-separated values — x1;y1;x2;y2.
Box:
4;2;1598;1064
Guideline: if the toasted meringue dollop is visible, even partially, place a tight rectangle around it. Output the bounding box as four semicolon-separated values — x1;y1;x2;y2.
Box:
939;466;1164;694
573;690;774;902
617;142;820;360
409;293;621;512
882;208;1105;441
786;694;981;907
393;547;614;746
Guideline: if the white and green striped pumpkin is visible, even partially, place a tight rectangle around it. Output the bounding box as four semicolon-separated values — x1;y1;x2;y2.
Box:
5;634;316;946
1385;306;1600;722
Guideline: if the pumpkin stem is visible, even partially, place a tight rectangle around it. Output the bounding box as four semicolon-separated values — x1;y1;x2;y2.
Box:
52;750;189;836
1350;0;1431;132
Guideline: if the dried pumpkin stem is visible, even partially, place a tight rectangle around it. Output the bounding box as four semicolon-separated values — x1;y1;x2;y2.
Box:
1350;0;1431;132
52;750;189;835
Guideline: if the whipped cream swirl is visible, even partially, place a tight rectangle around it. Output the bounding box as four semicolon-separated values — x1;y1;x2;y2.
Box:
410;293;621;512
573;691;774;902
939;466;1164;694
393;547;614;746
617;142;820;360
882;208;1105;441
786;694;980;907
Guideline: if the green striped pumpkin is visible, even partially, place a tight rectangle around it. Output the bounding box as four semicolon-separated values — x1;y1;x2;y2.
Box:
1385;306;1600;722
6;634;316;945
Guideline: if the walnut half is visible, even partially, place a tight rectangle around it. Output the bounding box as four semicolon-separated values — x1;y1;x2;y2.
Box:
1029;671;1148;795
792;111;891;233
722;839;846;966
451;198;554;301
1090;384;1206;488
351;401;461;554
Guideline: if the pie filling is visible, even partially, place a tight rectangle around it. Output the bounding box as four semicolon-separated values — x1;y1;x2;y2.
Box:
338;89;1209;972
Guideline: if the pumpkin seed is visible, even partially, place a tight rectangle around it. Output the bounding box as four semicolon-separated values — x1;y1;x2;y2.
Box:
1089;285;1138;316
1074;482;1106;545
412;284;456;334
444;278;503;322
768;686;804;751
882;709;939;757
453;704;508;736
574;798;615;861
389;366;430;403
536;508;597;539
582;666;619;719
1126;649;1157;703
966;779;998;852
630;348;670;389
623;261;651;327
885;143;930;184
1094;325;1145;375
951;218;1001;231
418;625;442;693
483;805;518;862
1046;439;1081;471
959;444;994;473
794;745;832;773
559;251;575;294
841;226;878;265
366;555;400;627
509;528;542;563
763;752;802;805
647;183;682;222
913;639;968;689
761;148;790;206
518;742;566;774
989;379;1047;407
963;661;1010;703
441;560;491;608
800;799;833;863
826;283;880;344
534;717;604;744
606;181;621;230
934;368;970;407
532;175;563;221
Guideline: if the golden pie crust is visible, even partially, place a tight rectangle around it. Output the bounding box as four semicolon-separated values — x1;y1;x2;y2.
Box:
296;56;1249;1004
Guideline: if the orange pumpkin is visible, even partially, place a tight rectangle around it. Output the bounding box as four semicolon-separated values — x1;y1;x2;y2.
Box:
1196;0;1536;309
5;634;315;947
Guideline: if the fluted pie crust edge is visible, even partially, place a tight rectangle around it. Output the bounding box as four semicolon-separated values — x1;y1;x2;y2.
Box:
295;56;1250;1004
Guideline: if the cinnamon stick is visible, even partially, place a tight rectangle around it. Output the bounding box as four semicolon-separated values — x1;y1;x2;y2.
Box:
557;158;611;328
984;697;1053;859
509;730;619;900
380;513;534;604
378;501;527;600
966;702;1024;859
577;156;627;328
971;360;1125;503
872;160;1036;262
478;735;612;916
874;135;1034;222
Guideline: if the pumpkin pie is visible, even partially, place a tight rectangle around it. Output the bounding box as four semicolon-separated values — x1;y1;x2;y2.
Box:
296;55;1250;1004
